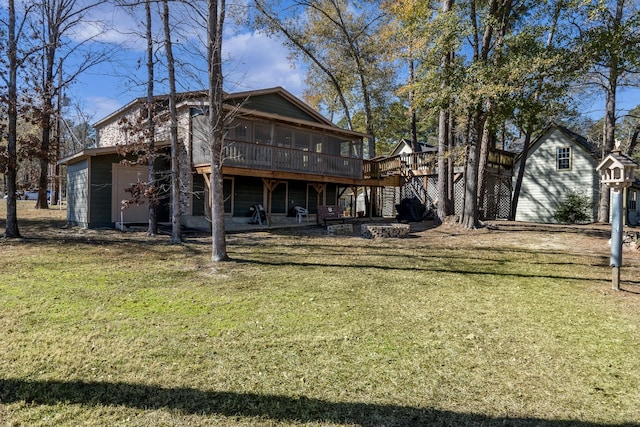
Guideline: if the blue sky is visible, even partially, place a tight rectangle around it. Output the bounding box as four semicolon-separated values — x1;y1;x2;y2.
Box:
5;0;638;125
69;29;308;122
59;0;309;122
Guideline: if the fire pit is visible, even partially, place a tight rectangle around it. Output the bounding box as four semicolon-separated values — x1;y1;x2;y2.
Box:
361;223;410;239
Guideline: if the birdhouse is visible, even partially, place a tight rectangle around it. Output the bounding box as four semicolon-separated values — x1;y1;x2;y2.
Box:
596;151;638;190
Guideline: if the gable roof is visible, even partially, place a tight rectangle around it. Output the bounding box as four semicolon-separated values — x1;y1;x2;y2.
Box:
93;87;336;129
390;138;437;156
552;123;600;159
515;123;601;165
223;87;334;126
93;90;208;128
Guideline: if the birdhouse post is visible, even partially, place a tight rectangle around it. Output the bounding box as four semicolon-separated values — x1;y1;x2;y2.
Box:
596;150;638;291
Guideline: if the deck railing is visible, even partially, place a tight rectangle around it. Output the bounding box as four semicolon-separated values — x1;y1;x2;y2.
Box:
218;140;363;179
365;149;514;178
487;148;515;169
195;139;514;181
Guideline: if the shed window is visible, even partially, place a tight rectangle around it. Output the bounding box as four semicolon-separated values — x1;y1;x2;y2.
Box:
630;191;637;211
557;147;571;170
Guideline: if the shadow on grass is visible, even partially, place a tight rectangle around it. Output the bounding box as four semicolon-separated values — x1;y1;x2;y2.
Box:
0;378;635;426
233;257;611;284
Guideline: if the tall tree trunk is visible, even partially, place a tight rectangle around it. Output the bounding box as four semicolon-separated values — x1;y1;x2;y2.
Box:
476;114;493;218
408;57;418;147
461;110;485;229
437;0;454;223
36;10;60;210
437;108;449;222
447;108;455;215
598;77;618;222
5;0;20;237
36;103;52;209
146;0;157;236
209;0;229;262
510;130;533;220
511;0;562;220
598;0;624;223
162;0;182;243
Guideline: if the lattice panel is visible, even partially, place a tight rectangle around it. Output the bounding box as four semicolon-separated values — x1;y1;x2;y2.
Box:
454;178;465;216
481;175;512;220
380;186;398;218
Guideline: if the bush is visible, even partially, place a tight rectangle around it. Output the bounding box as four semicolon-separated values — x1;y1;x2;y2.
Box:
553;190;593;224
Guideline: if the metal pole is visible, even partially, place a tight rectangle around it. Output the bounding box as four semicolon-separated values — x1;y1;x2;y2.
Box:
610;188;623;291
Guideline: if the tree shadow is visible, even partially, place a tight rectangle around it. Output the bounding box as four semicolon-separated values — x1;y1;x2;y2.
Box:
0;378;635;426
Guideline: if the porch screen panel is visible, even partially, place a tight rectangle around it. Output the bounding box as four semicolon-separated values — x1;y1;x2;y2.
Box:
275;126;292;147
228;119;251;142
294;131;310;151
192;114;210;166
255;122;272;145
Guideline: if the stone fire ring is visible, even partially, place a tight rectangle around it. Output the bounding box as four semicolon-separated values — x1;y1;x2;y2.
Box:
361;223;410;239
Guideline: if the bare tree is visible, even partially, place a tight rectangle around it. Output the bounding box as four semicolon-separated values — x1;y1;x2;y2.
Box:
144;0;159;236
161;0;182;243
1;0;42;237
2;0;23;237
209;0;229;262
30;0;112;209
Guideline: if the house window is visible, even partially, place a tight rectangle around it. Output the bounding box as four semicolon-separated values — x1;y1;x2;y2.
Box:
630;191;637;211
557;147;571;170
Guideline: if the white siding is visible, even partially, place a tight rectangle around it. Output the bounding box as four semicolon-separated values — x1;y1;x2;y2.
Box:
67;160;89;227
514;127;599;223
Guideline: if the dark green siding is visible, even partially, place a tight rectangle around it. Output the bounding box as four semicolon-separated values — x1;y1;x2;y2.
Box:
272;183;286;214
287;181;307;212
87;153;171;228
326;184;338;205
153;155;171;222
231;94;318;123
192;174;206;217
233;177;263;217
307;186;319;214
90;155;117;227
223;178;233;213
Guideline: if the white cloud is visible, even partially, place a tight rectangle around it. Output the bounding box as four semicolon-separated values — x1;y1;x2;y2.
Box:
72;30;309;123
70;6;148;50
83;96;127;123
222;31;307;98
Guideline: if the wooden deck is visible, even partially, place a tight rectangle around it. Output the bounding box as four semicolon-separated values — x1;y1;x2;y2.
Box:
194;140;513;186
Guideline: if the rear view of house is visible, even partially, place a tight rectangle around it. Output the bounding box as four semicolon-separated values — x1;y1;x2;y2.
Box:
59;87;382;229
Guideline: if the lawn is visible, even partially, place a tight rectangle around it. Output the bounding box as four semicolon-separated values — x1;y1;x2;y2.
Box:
1;201;639;426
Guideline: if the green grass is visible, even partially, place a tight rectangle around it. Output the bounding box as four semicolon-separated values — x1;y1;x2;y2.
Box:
1;202;639;426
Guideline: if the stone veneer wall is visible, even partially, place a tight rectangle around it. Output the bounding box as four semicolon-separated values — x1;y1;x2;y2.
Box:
361;223;410;238
96;103;194;218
